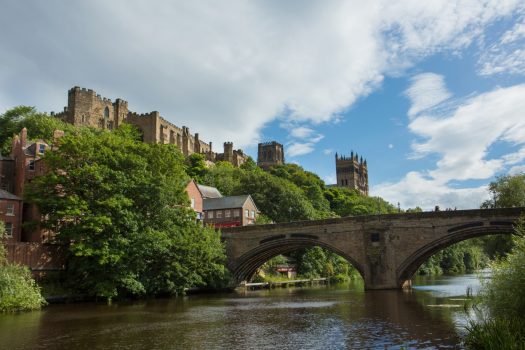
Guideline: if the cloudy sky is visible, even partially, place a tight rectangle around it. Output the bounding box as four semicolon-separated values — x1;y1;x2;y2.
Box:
1;1;525;210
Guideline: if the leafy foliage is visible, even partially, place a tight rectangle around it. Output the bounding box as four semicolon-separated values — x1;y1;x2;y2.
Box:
480;173;525;259
25;124;226;299
465;221;525;349
478;221;525;320
0;106;75;156
0;222;46;312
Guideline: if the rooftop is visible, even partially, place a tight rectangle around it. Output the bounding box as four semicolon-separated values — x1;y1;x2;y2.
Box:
197;184;223;199
203;195;255;211
0;189;22;201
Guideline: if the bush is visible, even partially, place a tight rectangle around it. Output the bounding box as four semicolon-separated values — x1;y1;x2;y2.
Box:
0;223;46;312
0;264;47;312
478;223;525;320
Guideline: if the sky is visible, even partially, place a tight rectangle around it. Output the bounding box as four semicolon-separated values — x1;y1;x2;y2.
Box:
1;1;525;210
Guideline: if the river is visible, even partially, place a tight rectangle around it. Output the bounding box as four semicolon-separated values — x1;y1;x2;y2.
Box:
0;274;483;349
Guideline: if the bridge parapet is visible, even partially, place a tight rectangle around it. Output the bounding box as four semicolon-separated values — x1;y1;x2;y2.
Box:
222;208;525;289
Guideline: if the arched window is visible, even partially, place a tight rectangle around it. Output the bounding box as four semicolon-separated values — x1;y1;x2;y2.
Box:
104;107;109;120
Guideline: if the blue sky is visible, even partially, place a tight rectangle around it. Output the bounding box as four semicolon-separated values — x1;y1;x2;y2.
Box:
1;1;525;210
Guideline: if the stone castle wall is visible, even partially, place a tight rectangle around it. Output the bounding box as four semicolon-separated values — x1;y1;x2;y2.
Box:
57;87;241;161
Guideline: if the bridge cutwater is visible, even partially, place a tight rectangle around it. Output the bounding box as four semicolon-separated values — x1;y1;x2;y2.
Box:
222;208;525;290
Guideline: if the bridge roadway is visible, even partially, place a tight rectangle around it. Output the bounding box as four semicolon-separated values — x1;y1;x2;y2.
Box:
221;208;525;290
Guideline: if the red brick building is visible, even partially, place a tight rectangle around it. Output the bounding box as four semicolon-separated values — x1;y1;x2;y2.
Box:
0;189;23;242
203;195;259;228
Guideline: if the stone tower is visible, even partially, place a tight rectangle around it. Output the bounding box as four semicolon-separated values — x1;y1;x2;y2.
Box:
61;86;128;130
257;141;285;169
335;151;368;196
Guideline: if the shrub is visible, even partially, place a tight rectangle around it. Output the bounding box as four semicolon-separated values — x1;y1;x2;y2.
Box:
0;223;46;312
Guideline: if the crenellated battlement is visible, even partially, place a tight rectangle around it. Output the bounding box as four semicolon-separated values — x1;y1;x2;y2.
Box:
335;149;368;195
57;86;244;167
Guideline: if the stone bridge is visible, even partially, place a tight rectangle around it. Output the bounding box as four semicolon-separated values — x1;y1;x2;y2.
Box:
221;208;525;290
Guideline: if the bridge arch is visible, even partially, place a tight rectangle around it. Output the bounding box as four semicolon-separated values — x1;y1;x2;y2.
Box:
396;223;516;287
230;236;364;285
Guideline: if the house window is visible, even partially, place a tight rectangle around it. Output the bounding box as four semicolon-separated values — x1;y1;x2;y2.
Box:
190;198;195;209
38;144;46;154
245;209;249;217
29;160;35;171
216;211;223;219
6;203;15;216
225;210;231;218
233;209;240;217
208;211;214;219
4;222;13;237
251;210;255;218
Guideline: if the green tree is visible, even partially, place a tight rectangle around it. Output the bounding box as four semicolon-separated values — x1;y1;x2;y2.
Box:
0;106;75;156
186;153;208;183
481;173;525;258
465;221;525;348
25;125;226;299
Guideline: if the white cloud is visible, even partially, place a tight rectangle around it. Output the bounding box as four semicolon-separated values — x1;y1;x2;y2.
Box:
509;165;525;175
323;174;337;185
287;142;316;157
323;149;333;155
479;17;525;76
405;73;451;118
0;1;523;148
373;172;489;210
388;144;394;149
290;126;314;139
375;83;525;210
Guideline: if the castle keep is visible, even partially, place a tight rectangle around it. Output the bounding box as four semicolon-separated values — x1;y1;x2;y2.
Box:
335;151;368;195
54;87;247;166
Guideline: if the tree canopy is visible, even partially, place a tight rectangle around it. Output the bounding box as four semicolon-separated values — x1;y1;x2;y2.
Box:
25;124;226;299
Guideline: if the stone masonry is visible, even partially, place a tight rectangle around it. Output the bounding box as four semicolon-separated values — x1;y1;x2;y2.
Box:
222;208;524;289
54;87;247;165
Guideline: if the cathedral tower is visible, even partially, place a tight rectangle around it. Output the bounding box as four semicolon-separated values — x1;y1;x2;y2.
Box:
335;151;368;196
257;141;285;169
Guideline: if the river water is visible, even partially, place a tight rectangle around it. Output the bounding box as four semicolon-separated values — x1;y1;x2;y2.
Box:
0;274;483;349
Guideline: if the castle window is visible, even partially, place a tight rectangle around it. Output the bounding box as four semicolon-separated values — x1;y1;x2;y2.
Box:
371;233;380;242
107;121;113;130
104;107;109;120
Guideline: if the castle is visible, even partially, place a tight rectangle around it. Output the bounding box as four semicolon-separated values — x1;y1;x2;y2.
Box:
334;151;369;195
53;87;248;166
51;87;368;193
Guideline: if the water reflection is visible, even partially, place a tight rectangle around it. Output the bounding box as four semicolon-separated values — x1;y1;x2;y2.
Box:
0;275;478;350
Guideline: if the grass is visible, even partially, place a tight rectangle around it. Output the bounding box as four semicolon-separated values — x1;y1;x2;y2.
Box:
464;317;525;350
